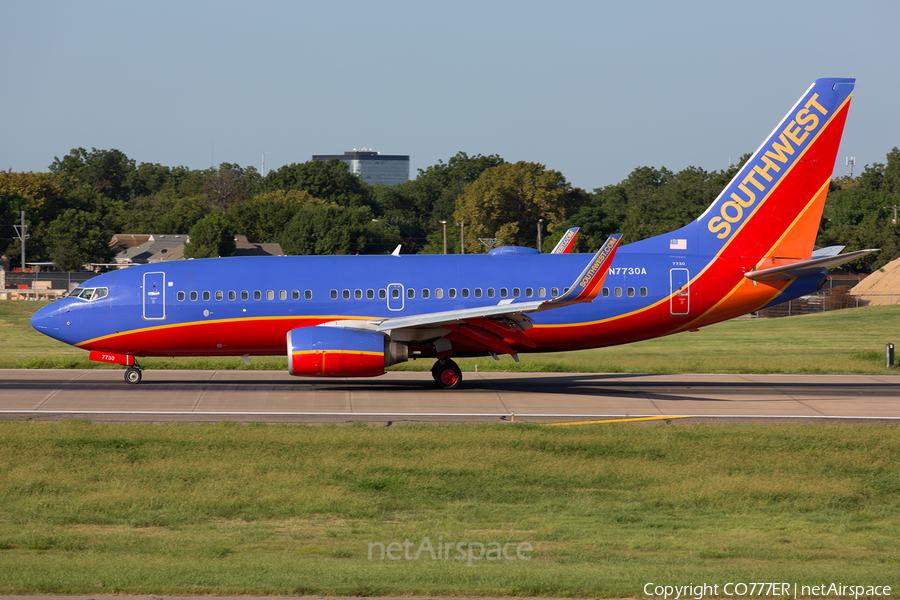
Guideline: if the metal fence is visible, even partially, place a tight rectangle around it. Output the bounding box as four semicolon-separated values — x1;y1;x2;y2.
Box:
1;270;100;294
756;290;896;318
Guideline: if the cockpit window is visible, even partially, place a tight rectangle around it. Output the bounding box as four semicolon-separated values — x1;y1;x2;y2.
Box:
69;287;108;301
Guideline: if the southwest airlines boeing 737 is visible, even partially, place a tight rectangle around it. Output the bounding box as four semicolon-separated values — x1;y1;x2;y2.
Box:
31;78;874;389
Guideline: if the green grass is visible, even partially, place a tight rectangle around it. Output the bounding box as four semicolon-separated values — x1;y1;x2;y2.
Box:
5;300;900;374
0;421;897;595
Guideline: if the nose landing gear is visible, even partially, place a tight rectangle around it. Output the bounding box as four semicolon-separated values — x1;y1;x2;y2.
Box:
124;366;143;385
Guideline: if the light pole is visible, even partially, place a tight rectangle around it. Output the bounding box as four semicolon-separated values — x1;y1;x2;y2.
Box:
440;220;447;254
457;222;466;254
537;218;543;252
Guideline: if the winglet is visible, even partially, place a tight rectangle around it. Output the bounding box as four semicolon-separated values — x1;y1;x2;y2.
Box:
551;227;580;254
542;234;622;308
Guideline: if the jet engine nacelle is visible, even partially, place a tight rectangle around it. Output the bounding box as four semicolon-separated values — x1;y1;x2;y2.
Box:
286;326;407;377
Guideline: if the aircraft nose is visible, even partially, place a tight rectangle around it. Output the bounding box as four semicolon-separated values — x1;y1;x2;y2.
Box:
31;303;61;338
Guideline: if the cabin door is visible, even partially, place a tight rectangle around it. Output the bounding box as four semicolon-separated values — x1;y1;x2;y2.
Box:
669;268;690;316
143;272;166;321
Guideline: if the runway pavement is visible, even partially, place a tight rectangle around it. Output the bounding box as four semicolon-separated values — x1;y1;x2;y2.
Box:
0;369;898;424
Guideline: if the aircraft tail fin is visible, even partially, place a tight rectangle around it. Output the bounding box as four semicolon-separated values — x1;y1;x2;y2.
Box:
695;78;855;263
551;227;579;254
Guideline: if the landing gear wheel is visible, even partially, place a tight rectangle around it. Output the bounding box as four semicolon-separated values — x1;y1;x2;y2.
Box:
433;359;462;390
124;367;142;385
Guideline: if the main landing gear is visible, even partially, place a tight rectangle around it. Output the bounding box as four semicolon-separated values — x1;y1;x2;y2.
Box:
431;359;462;389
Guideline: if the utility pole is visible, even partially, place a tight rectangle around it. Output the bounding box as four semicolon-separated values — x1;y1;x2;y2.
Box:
440;220;447;254
885;205;900;226
537;218;543;252
13;211;28;272
457;222;466;254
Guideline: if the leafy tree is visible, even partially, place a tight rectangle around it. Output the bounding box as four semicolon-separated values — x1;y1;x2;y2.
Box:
227;190;327;243
49;148;136;203
381;152;507;254
184;212;236;259
453;161;590;252
556;159;745;252
123;193;211;234
259;159;376;211
203;163;262;212
279;204;401;255
818;147;900;271
45;209;112;270
0;171;68;261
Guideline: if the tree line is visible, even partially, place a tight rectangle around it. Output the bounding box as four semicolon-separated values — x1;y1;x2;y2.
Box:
1;146;899;272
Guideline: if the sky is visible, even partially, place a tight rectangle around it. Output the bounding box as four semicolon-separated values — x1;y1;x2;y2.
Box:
1;0;898;192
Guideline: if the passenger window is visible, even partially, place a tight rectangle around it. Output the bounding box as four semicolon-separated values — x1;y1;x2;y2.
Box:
525;287;533;298
215;291;223;301
551;287;559;297
564;287;570;294
614;287;623;297
266;290;274;300
228;291;236;300
342;289;350;300
422;288;430;299
202;291;210;301
355;289;362;299
366;289;374;299
513;287;521;298
279;290;287;300
640;287;648;297
435;288;443;299
449;288;457;299
330;289;338;300
292;290;300;300
461;288;469;298
474;288;482;298
379;289;386;299
487;288;495;298
190;291;198;301
407;288;415;299
500;288;508;298
391;288;400;299
177;291;185;301
538;287;546;298
602;287;610;297
254;290;262;300
241;290;249;301
627;287;635;297
305;290;312;300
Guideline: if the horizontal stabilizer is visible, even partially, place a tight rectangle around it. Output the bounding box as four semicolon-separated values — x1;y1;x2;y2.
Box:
744;249;878;282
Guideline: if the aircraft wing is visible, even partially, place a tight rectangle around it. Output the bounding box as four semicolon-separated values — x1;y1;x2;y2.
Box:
744;249;878;282
373;235;622;352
